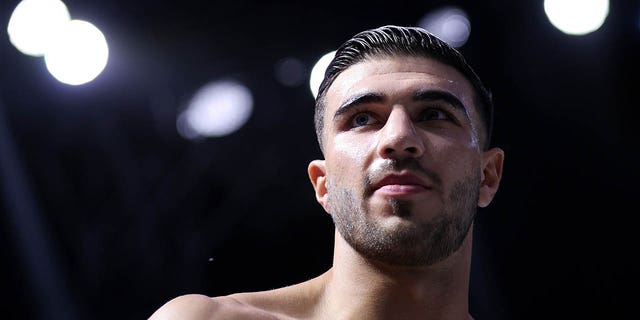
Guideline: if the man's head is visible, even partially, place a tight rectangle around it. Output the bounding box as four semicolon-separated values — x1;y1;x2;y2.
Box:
314;25;494;153
308;25;504;267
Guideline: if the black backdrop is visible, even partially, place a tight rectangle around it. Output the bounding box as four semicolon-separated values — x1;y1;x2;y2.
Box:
0;1;637;319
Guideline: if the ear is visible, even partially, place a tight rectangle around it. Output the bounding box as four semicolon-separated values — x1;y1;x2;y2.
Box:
478;147;505;208
308;160;330;213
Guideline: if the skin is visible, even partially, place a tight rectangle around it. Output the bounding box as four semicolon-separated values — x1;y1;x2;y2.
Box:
148;56;504;320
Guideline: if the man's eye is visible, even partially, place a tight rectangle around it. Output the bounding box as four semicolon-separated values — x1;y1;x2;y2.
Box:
420;109;450;121
351;113;375;127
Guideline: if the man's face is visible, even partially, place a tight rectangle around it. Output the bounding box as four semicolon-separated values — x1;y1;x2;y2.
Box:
309;56;503;267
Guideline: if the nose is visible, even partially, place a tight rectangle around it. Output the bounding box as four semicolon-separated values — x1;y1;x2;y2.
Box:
376;107;425;159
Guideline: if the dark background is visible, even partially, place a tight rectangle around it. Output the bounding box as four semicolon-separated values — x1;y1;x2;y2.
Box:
0;0;637;319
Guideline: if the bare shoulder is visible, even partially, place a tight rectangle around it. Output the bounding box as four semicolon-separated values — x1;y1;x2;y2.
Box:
148;293;277;320
148;273;328;320
227;275;327;318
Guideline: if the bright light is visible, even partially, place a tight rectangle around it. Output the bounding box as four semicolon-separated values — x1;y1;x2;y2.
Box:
544;0;609;35
177;80;253;139
44;20;109;85
7;0;71;56
418;6;471;48
309;50;336;99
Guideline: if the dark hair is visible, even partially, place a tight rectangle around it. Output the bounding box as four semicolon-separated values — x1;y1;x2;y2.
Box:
314;25;494;152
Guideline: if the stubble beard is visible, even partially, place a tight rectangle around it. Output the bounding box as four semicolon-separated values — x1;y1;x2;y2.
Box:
327;170;480;267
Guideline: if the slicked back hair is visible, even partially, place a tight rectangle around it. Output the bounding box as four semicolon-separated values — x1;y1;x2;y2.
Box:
314;25;494;153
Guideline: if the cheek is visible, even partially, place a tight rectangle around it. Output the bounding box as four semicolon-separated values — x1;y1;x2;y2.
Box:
328;135;370;180
428;125;480;151
431;138;482;179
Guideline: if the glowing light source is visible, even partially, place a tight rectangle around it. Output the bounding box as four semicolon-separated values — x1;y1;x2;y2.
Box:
44;20;109;85
275;57;305;87
544;0;609;35
418;6;471;48
7;0;71;56
177;80;254;139
309;50;336;99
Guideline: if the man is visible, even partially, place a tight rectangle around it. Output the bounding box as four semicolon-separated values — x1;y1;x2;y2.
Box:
149;25;504;320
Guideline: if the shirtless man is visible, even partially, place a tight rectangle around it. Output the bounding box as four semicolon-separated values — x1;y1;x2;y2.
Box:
149;25;504;320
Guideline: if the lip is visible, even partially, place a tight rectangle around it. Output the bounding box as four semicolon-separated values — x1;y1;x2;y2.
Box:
372;173;431;196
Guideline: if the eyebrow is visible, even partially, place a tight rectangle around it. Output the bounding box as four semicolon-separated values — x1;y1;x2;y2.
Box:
333;92;386;122
333;89;469;123
413;89;467;113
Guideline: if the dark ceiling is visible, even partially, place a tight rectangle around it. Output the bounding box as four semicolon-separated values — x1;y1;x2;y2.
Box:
0;1;638;319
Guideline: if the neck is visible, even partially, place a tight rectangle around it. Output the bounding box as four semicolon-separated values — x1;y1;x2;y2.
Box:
319;229;474;320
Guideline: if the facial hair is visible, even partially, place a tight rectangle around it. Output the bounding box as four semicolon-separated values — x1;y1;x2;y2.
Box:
327;158;480;267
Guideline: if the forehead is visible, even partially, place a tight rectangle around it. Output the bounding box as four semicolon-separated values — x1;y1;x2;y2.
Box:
325;56;477;118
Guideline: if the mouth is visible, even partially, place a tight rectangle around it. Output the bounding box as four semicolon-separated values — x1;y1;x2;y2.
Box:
371;173;431;197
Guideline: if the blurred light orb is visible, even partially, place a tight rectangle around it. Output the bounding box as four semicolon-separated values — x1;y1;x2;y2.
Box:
275;57;306;87
418;6;471;48
178;80;253;139
309;50;336;99
544;0;609;35
44;20;109;85
7;0;71;56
